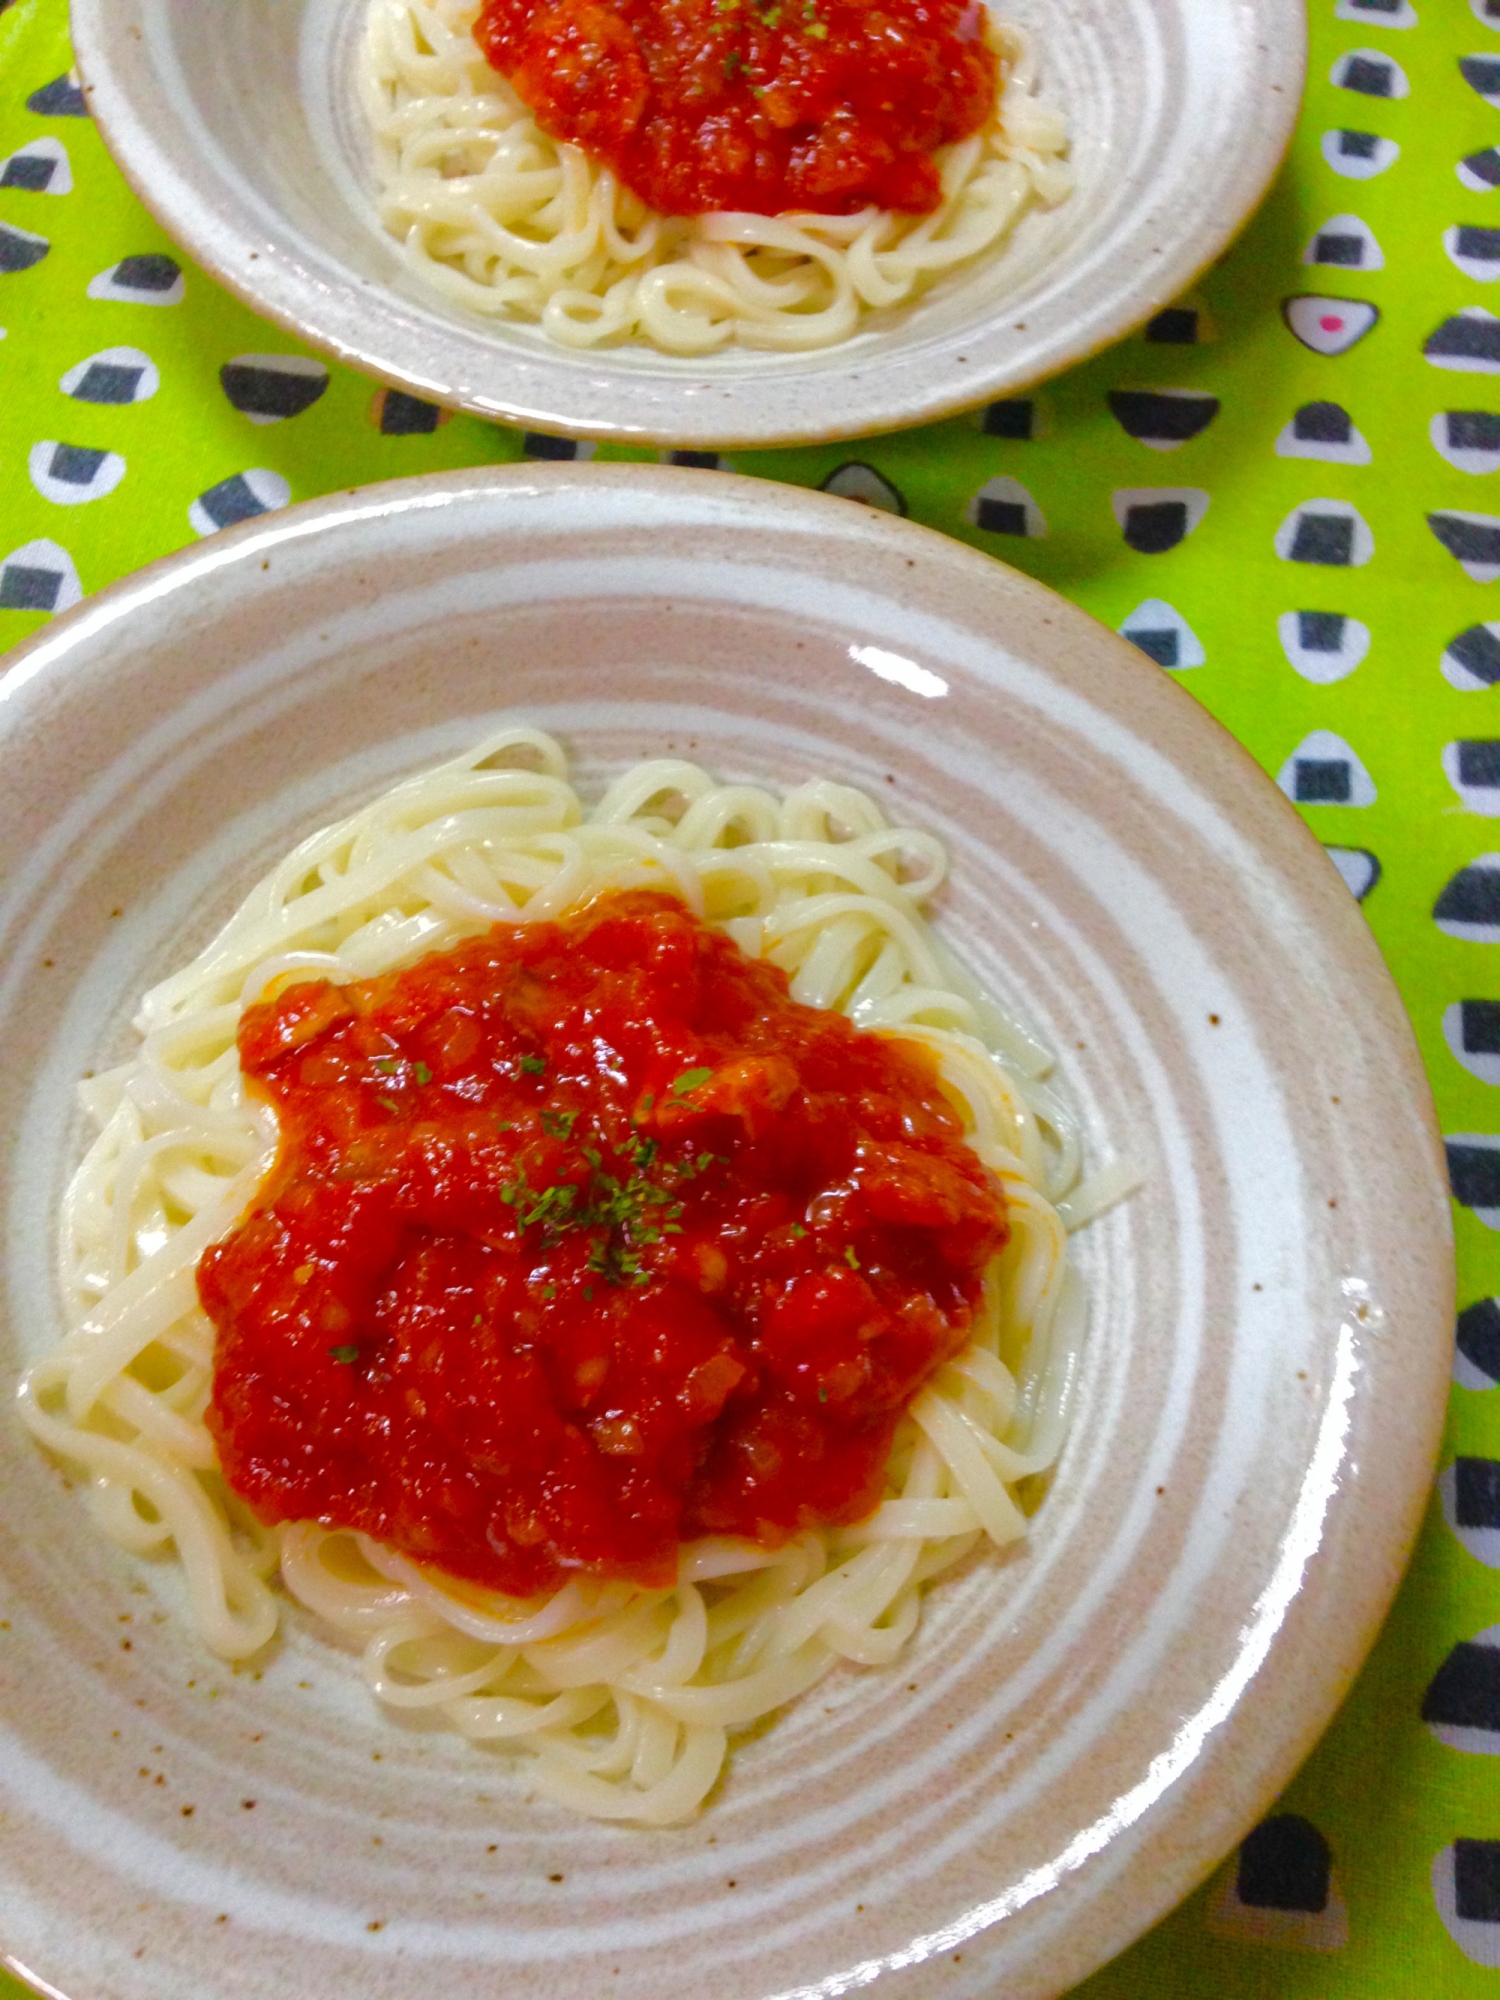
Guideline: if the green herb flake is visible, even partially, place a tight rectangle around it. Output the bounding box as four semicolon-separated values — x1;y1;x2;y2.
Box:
377;1096;400;1114
818;1386;829;1403
724;47;744;76
541;1107;578;1140
414;1062;433;1086
372;1056;398;1075
583;1286;593;1302
672;1066;714;1097
519;1053;547;1076
541;1286;556;1302
844;1245;861;1269
329;1345;359;1364
805;20;827;35
791;1222;808;1239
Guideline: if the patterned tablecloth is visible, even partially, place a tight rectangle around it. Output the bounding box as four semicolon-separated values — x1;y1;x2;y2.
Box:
0;0;1496;1990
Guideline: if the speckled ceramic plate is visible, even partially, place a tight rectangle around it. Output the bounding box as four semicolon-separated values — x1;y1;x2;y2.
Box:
67;0;1304;448
0;467;1451;2000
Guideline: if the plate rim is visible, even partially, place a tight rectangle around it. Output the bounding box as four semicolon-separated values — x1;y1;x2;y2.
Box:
0;462;1454;2000
64;0;1308;449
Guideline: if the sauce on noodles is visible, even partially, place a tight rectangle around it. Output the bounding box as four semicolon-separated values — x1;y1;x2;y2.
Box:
200;890;1006;1599
472;0;998;217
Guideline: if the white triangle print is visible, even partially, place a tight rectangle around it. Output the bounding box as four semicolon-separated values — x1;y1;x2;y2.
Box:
1303;214;1385;271
1445;1004;1500;1088
1425;307;1500;373
0;136;71;195
1444;740;1500;816
1325;846;1380;899
1277;730;1376;807
1432;412;1500;475
1328;130;1408;179
1277;610;1371;684
1274;499;1375;568
1430;510;1500;583
1337;0;1417;21
1322;129;1400;179
1117;599;1205;669
1458;146;1500;193
0;537;82;616
1275;404;1372;464
1443;622;1500;689
1332;49;1410;97
1446;224;1500;283
965;477;1048;539
1284;296;1379;355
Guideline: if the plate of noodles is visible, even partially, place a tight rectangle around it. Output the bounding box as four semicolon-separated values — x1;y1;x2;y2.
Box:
69;0;1303;447
0;465;1450;2000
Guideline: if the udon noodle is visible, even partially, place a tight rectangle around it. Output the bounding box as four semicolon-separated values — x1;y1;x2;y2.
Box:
20;731;1129;1823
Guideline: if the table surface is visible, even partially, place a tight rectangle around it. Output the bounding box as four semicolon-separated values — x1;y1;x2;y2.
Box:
0;0;1494;1992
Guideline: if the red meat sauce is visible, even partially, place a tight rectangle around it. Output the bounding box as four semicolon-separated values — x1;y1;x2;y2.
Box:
200;889;1007;1601
474;0;998;218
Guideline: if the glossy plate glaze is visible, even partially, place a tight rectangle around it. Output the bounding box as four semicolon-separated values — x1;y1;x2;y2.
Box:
66;0;1304;448
0;467;1451;2000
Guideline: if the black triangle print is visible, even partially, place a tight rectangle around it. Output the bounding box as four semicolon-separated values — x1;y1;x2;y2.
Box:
1464;56;1500;104
0;222;49;273
1449;1143;1500;1212
981;399;1035;439
821;463;907;514
1107;391;1220;445
25;73;88;117
371;388;443;434
220;355;329;421
1426;311;1500;370
1459;1298;1500;1385
1237;1817;1332;1915
1424;1640;1500;1732
1454;1838;1500;1922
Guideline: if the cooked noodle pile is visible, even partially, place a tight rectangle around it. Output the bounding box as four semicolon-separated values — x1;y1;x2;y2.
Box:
359;0;1072;353
21;731;1126;1824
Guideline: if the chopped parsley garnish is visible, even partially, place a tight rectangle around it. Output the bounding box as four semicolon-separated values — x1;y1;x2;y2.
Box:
377;1096;400;1114
414;1062;432;1086
790;1222;807;1239
724;47;745;76
519;1053;547;1076
844;1245;861;1269
541;1107;579;1140
500;1122;700;1288
328;1345;359;1364
672;1066;713;1097
372;1056;398;1075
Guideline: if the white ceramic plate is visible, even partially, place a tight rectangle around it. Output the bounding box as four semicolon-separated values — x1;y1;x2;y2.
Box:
68;0;1305;448
0;467;1450;2000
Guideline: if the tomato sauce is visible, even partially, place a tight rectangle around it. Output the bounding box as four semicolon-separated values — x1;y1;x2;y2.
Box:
473;0;998;218
200;891;1006;1600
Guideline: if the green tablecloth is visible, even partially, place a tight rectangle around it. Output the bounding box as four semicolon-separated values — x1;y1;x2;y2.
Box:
0;0;1494;1989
